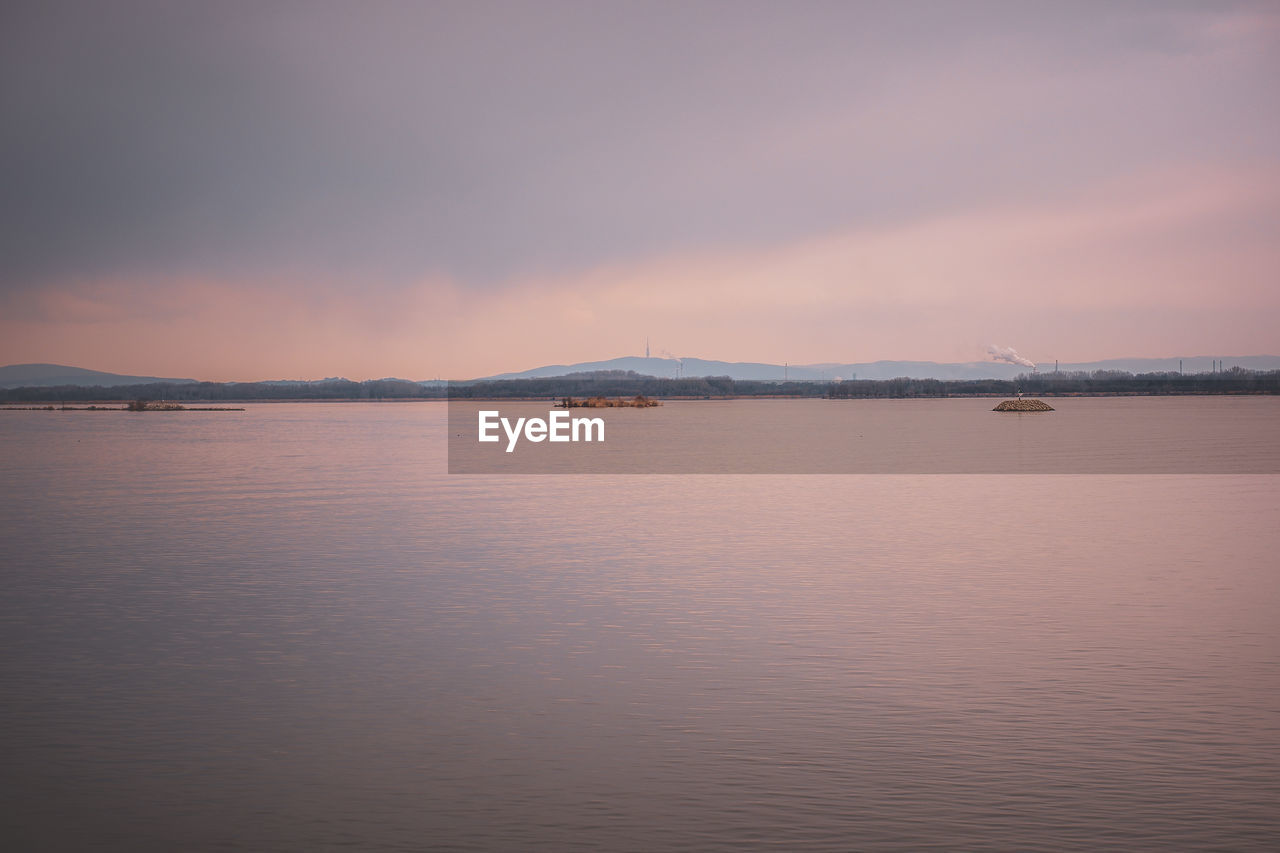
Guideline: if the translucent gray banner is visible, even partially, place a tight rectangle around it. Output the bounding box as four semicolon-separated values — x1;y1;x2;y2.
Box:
447;397;1280;474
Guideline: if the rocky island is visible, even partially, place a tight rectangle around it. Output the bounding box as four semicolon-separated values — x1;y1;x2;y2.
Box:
557;395;661;408
993;399;1054;411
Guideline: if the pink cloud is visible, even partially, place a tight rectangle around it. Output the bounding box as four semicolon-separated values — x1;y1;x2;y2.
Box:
2;164;1277;379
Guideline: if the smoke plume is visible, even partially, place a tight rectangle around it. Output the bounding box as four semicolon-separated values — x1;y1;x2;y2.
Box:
987;345;1035;368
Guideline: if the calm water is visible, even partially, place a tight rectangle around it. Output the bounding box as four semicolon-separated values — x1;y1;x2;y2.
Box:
2;401;1279;851
448;397;1280;472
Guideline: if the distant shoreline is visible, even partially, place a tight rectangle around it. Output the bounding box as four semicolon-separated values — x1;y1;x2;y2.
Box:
4;390;1278;409
3;367;1277;405
2;404;245;411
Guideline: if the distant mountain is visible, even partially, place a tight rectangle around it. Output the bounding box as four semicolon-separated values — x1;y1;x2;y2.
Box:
0;363;198;389
478;357;1028;381
239;377;447;387
5;355;1276;390
477;355;1280;382
480;356;839;381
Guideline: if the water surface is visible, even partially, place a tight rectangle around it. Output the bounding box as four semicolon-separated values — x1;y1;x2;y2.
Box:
448;397;1280;472
2;401;1278;850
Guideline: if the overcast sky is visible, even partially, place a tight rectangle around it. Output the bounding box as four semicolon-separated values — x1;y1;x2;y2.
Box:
2;0;1277;379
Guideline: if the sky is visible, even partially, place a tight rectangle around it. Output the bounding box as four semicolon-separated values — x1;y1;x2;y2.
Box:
1;0;1278;380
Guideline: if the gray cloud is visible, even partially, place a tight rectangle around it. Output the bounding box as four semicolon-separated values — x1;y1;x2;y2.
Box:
2;0;1276;290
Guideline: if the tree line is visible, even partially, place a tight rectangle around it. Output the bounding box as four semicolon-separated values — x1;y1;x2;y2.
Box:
3;368;1276;403
0;378;444;403
828;368;1280;398
446;371;828;399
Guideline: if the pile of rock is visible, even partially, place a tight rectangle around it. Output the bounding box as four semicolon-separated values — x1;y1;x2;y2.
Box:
993;399;1054;411
558;395;661;408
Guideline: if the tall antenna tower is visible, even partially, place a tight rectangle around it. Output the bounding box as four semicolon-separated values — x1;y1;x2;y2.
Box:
645;337;649;359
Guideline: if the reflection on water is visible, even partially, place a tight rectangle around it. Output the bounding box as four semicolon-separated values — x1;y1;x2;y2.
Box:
2;403;1278;850
448;397;1280;473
